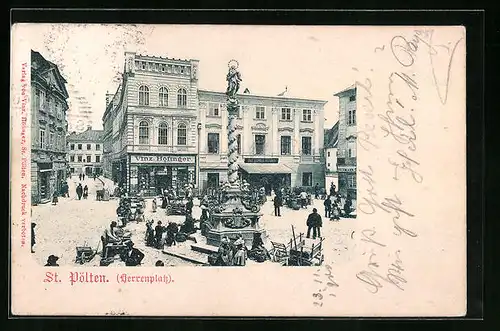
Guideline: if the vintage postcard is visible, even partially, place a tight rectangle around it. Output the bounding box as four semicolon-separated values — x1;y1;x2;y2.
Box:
10;23;466;316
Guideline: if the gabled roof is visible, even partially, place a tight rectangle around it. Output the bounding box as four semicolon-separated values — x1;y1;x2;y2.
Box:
31;50;69;99
324;121;339;149
67;129;104;143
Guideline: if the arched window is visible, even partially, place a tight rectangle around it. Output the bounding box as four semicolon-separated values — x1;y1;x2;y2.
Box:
158;123;168;145
159;87;168;107
177;123;187;145
177;88;187;108
139;85;149;106
138;121;149;144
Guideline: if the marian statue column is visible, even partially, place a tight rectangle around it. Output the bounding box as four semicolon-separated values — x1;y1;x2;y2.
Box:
226;60;242;188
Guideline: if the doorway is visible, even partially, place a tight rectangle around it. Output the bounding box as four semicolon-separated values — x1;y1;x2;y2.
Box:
207;173;220;188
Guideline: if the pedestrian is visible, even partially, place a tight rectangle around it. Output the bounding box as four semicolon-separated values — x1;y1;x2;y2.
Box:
155;260;165;266
79;173;82;181
45;255;60;267
93;173;97;180
31;223;36;253
233;235;247;266
299;190;308;209
51;191;59;205
306;208;322;239
185;197;194;215
154;221;164;249
329;183;336;197
83;185;89;199
152;198;157;212
323;195;332;218
344;194;353;217
314;183;320;199
120;241;145;266
145;220;155;247
273;194;282;217
76;183;83;200
82;173;85;180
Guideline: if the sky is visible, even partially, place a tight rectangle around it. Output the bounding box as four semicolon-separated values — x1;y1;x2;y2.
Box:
22;24;365;130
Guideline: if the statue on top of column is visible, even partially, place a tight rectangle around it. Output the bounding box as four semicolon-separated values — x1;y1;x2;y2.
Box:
226;60;242;100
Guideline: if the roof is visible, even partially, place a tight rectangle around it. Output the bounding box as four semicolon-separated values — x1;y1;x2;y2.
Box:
324;121;339;149
31;50;69;98
199;89;328;105
333;84;356;97
67;129;104;142
239;163;292;174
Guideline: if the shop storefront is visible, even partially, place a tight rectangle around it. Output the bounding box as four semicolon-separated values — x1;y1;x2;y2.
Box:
128;154;196;196
239;158;292;195
37;162;53;203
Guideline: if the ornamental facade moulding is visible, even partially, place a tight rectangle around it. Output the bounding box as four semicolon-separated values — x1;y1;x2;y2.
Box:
278;126;294;132
251;122;269;132
299;128;315;133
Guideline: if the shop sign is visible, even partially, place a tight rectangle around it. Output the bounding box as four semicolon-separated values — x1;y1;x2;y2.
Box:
130;154;195;164
337;165;356;173
244;158;279;164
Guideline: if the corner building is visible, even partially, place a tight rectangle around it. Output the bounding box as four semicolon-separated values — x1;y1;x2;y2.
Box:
198;90;327;192
30;50;69;204
102;52;200;195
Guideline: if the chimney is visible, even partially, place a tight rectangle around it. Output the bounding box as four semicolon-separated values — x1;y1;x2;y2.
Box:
87;125;92;131
105;92;114;107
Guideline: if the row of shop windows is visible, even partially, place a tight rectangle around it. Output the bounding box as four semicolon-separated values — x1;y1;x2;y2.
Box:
69;155;101;163
69;143;101;151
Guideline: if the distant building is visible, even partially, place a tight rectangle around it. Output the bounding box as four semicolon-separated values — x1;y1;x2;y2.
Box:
30;50;69;204
334;85;357;202
324;121;339;191
198;90;326;193
67;126;104;176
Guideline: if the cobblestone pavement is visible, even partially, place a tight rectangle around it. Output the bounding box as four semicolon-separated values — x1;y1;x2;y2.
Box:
31;178;356;267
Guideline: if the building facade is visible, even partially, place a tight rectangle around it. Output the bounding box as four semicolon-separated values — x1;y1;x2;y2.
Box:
102;52;200;195
30;50;69;204
334;85;357;202
198;90;327;193
67;126;104;176
324;122;339;191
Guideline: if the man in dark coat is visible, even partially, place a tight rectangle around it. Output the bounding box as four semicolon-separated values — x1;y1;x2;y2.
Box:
120;241;145;266
273;194;282;217
314;183;320;199
323;196;332;218
154;221;164;249
76;183;83;200
329;183;336;197
45;255;60;267
344;194;353;217
185;197;194;215
306;208;322;239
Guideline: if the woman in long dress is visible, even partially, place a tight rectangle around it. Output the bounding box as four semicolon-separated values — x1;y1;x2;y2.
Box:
233;237;247;266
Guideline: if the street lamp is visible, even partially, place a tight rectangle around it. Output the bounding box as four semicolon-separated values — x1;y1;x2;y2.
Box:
196;122;202;193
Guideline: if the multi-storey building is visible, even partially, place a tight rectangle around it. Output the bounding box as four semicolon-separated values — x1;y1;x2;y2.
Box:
198;90;327;193
66;126;104;176
324;121;339;190
334;85;357;202
30;50;69;204
102;52;200;195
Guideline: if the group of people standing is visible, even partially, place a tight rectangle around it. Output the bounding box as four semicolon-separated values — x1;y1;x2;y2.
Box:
75;183;89;200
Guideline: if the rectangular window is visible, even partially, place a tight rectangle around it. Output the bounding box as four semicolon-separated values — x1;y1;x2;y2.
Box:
208;103;220;116
301;136;312;155
70;155;75;162
95;155;101;163
328;163;331;167
281;108;291;121
302;172;313;186
95;144;101;151
77;155;82;162
207;133;220;154
237;134;241;155
158;125;168;145
347;109;357;126
280;136;291;155
348;149;352;158
349;95;356;102
70;143;75;150
302;109;312;122
177;126;187;145
347;174;357;188
39;130;45;149
327;151;330;157
255;134;265;155
87;144;91;150
78;144;82;150
255;106;265;119
70;167;75;173
87;155;92;163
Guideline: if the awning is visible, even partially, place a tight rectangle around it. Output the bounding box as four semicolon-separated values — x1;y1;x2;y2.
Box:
239;163;292;174
39;169;53;173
